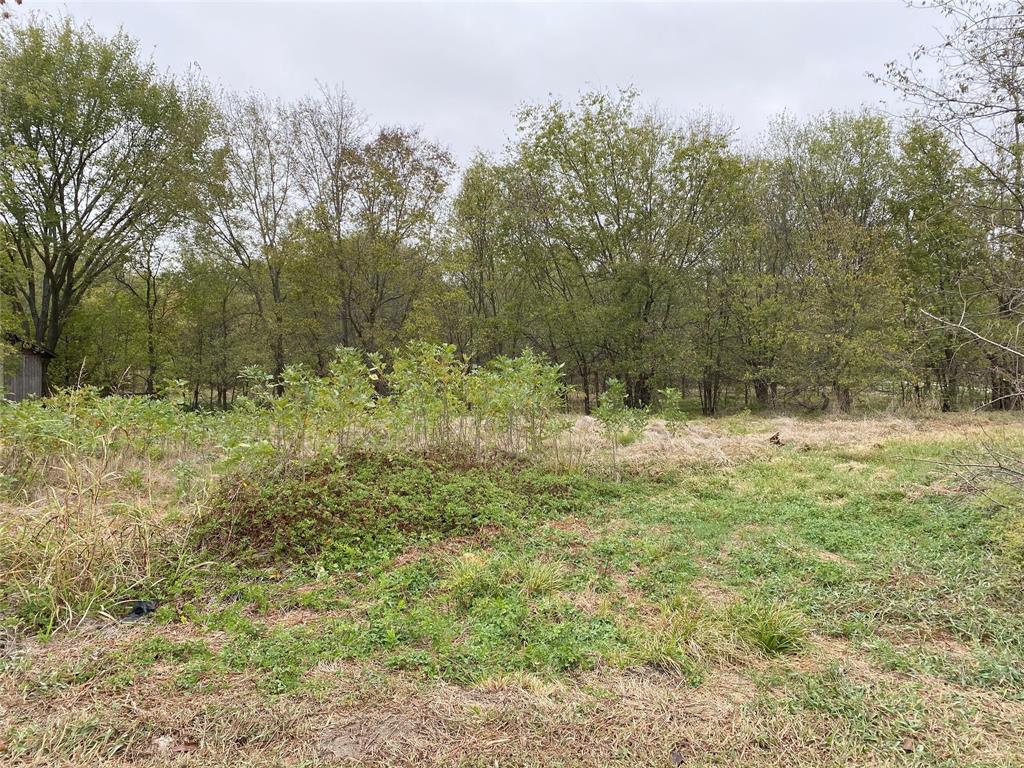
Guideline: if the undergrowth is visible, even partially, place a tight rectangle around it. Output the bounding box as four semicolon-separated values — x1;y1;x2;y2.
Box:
197;450;632;572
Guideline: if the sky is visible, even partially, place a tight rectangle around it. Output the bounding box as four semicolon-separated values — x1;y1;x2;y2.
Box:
35;1;948;165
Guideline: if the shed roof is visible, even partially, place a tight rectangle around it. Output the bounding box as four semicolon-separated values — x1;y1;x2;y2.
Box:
3;333;55;358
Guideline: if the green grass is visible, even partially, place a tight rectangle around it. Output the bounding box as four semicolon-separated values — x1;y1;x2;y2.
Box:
4;421;1024;766
729;598;808;655
197;451;640;571
153;437;1024;698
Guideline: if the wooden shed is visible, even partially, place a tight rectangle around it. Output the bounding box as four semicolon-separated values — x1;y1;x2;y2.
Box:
2;335;53;402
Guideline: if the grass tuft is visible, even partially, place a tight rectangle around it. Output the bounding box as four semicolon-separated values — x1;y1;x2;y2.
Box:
518;559;567;598
446;552;502;610
730;598;808;656
626;600;720;676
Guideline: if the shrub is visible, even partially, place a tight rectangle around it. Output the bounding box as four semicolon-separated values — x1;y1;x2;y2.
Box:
388;342;468;448
196;451;601;571
595;379;649;475
657;387;687;424
466;350;564;455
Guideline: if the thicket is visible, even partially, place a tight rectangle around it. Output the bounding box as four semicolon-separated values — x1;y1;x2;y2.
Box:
198;452;624;572
0;345;608;632
0;345;564;481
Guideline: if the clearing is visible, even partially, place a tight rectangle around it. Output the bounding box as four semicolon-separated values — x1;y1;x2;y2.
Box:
2;413;1024;767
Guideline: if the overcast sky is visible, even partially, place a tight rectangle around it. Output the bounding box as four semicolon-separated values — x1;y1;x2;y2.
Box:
37;1;947;165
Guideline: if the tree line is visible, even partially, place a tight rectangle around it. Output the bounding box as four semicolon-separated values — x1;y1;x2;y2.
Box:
2;5;1023;414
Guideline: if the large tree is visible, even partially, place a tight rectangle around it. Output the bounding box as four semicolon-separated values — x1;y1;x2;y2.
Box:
768;112;905;412
0;17;212;390
507;91;742;408
882;0;1024;407
892;123;984;410
342;127;454;353
202;92;295;387
289;85;365;348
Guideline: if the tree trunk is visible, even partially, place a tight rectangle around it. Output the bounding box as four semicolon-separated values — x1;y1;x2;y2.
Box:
831;382;853;414
626;374;652;409
579;361;591;415
753;380;774;409
700;366;720;416
145;307;157;396
936;346;959;412
989;358;1020;410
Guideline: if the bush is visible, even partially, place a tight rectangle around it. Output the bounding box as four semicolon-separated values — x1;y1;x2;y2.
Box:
595;378;649;475
197;451;609;571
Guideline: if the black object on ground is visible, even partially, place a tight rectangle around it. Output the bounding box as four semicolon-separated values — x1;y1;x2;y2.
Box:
121;600;157;622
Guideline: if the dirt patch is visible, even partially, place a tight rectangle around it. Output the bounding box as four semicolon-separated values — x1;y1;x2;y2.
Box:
811;548;855;566
389;524;503;568
562;584;608;615
691;579;738;608
798;635;883;679
319;713;427;762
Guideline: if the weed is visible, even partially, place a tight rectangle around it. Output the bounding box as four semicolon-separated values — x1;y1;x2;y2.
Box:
517;559;567;598
729;598;808;656
625;600;719;678
446;553;503;610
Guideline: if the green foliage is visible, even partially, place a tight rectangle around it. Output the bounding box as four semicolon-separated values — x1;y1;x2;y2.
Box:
729;599;808;656
594;378;649;473
197;452;598;571
0;385;207;489
0;16;213;368
465;349;563;453
388;342;468;448
0;19;1014;415
657;387;687;423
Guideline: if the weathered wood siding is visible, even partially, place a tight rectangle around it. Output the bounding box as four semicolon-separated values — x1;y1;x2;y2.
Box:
2;351;45;402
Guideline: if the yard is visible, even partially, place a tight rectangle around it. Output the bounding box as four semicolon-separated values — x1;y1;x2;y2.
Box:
2;409;1023;766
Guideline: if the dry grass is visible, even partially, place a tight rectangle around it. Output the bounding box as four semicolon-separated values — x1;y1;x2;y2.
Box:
562;411;1024;472
5;624;1022;767
4;411;1024;766
0;497;196;633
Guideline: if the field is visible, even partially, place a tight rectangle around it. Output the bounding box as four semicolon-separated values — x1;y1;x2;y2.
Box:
2;395;1024;767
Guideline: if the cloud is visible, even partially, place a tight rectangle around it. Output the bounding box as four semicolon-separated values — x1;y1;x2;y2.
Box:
43;1;946;164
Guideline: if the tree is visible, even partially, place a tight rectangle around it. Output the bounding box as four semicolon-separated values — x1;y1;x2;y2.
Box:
171;253;259;409
769;112;905;412
342;127;453;353
202;92;295;388
506;91;741;408
289;85;365;348
0;17;212;391
882;0;1024;408
727;152;798;409
113;235;174;395
448;156;524;362
892;123;984;410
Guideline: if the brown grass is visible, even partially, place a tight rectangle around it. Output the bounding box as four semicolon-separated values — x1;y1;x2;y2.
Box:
562;412;1024;472
5;623;1022;767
